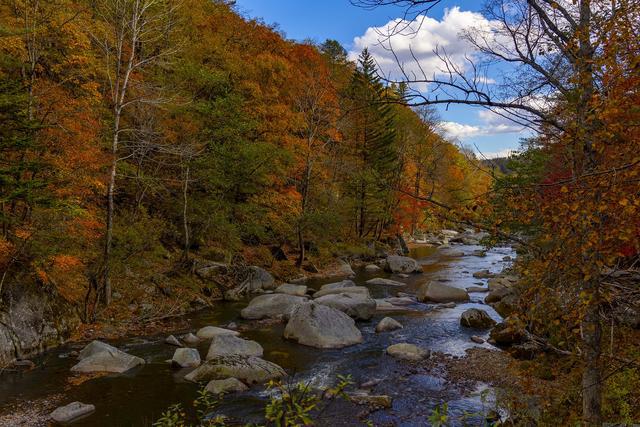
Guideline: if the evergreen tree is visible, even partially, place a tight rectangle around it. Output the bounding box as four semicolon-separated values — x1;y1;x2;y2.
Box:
346;48;398;238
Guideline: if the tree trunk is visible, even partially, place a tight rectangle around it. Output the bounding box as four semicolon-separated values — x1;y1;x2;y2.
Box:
581;299;602;425
103;113;119;307
182;163;190;261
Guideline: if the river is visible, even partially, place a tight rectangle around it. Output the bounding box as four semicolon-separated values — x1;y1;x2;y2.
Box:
0;243;515;426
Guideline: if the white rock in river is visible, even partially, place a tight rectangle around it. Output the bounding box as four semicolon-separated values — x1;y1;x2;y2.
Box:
284;302;363;348
314;292;376;320
375;317;403;333
365;278;405;287
172;348;201;368
386;343;428;361
206;334;263;359
384;256;422;274
50;402;95;423
274;283;308;297
183;333;200;345
313;286;370;299
364;264;382;272
196;326;240;340
205;377;249;394
71;341;145;374
185;355;285;384
240;294;307;320
165;335;182;346
417;281;469;303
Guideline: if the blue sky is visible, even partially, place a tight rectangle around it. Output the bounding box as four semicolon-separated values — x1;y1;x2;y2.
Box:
235;0;525;157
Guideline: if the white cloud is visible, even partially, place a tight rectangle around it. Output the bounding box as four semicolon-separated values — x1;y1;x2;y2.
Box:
439;110;524;140
350;7;495;83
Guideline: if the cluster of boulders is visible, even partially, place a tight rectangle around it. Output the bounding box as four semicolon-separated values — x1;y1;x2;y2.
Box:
408;229;488;247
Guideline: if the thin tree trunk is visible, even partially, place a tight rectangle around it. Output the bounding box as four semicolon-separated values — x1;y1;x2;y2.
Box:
182;163;190;261
103;113;119;306
581;296;602;425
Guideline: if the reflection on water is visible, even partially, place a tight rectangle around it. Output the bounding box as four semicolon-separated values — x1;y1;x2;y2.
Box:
0;244;514;426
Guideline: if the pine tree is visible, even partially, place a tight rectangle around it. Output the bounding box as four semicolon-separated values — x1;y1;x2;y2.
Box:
346;48;398;238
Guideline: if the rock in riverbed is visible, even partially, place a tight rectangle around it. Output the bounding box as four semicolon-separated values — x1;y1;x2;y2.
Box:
417;282;469;303
385;256;422;274
313;286;370;299
314;292;376;320
375;317;403;333
165;335;182;347
206;334;263;359
365;278;405;287
71;341;145;374
460;309;496;329
386;343;428;361
50;402;95;424
284;302;363;348
196;326;239;340
185;355;285;384
172;348;201;368
240;294;307;320
205;378;248;395
183;333;200;345
364;264;382;272
473;269;494;279
275;283;308;296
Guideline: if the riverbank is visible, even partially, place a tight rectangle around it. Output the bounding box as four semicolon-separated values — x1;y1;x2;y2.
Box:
0;234;537;426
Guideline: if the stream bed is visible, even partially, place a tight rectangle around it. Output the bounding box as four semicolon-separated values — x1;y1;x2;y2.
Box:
0;243;515;426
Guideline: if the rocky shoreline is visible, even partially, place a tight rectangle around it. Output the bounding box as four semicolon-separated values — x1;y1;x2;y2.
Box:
1;228;537;425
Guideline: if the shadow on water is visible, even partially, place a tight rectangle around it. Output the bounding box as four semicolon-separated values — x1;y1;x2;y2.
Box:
0;244;515;426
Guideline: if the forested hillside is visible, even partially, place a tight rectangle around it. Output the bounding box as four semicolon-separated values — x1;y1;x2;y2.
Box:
0;0;486;327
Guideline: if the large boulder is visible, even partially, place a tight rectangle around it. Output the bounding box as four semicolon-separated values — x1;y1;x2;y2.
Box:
417;282;469;303
274;283;308;297
196;326;239;340
375;317;403;333
205;377;248;395
71;341;145;373
244;266;276;291
224;266;276;301
386;343;428;361
491;294;518;318
284;302;363;348
460;309;496;329
240;294;307;320
50;402;95;424
319;261;356;278
384;256;421;274
184;355;285;384
172;348;201;368
313;286;370;299
314;293;376;320
206;335;263;359
485;287;512;303
365;278;405;287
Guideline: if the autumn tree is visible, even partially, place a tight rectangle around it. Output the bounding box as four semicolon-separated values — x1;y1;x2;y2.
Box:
353;0;640;423
91;0;178;305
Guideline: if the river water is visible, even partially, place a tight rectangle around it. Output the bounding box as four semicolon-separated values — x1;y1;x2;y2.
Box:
0;243;514;426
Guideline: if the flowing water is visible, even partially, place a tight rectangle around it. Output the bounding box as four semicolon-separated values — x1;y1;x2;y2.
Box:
0;244;515;426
